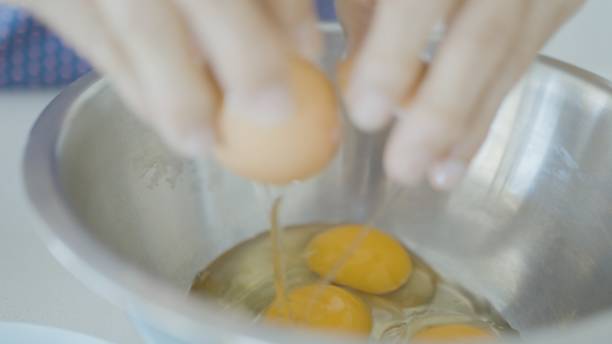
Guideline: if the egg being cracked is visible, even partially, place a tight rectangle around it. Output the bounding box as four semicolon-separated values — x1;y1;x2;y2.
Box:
214;58;340;184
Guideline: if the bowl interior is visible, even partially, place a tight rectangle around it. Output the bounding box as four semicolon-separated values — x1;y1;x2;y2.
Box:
53;28;612;337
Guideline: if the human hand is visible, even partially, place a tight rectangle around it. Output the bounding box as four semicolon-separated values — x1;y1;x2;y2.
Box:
7;0;321;157
337;0;584;190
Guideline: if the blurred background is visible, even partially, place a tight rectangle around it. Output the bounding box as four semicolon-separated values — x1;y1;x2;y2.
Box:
0;0;337;88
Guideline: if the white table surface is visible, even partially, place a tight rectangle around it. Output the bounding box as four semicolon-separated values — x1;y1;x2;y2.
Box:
1;2;611;343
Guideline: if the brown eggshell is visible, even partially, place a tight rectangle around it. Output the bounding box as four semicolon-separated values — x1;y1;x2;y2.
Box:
214;58;340;184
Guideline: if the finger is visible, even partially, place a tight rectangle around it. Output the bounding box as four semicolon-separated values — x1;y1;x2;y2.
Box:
346;0;457;131
428;0;585;190
384;0;528;186
429;56;525;192
335;0;376;56
96;0;219;157
264;0;322;63
176;0;293;121
18;0;144;113
334;0;376;93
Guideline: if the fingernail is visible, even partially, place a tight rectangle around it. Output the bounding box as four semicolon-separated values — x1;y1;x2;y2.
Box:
347;89;393;131
428;160;467;191
227;85;294;124
385;148;432;186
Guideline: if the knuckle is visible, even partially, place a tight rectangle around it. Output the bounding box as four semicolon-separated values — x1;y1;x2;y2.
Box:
356;54;421;98
419;99;467;128
457;6;523;51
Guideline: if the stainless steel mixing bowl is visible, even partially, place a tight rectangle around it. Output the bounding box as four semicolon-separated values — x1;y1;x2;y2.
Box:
24;26;612;343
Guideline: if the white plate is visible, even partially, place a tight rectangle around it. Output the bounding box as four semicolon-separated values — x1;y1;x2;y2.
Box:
0;322;111;344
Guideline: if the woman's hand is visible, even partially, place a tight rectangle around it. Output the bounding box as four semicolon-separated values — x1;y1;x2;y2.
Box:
7;0;321;157
337;0;584;190
4;0;585;190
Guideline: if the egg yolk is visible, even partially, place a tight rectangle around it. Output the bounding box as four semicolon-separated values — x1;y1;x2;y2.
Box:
264;284;372;335
306;225;413;294
412;324;493;342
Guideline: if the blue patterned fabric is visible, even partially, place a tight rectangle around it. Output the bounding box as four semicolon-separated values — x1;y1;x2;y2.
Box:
0;6;91;88
316;0;337;22
0;2;337;89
